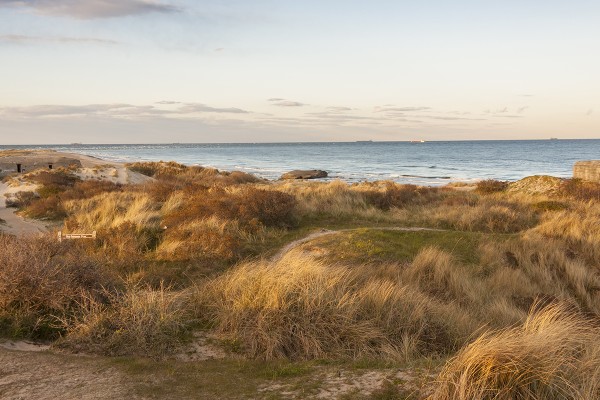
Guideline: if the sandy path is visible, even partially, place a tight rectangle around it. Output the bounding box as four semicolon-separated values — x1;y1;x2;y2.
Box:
73;152;152;185
272;226;445;262
0;346;139;400
0;182;47;236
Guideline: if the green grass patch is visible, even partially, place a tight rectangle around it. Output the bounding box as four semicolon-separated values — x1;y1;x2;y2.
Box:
306;229;506;265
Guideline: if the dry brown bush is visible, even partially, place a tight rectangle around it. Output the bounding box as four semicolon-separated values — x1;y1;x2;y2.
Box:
402;199;539;233
17;172;122;220
30;170;79;188
157;218;245;263
4;191;37;208
162;187;296;230
0;234;113;339
59;283;192;359
127;161;261;187
475;179;509;194
559;178;600;201
532;202;600;265
364;182;441;210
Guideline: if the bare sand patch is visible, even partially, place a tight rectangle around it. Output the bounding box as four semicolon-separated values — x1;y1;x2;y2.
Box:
0;347;139;400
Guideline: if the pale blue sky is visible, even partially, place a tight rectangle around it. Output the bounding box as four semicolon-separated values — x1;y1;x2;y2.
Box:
0;0;599;143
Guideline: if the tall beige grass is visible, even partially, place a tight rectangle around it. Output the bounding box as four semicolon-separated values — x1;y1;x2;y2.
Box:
60;283;192;359
429;303;600;400
64;192;161;231
197;251;476;360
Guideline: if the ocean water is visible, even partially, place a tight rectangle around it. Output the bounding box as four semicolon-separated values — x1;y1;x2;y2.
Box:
2;140;599;186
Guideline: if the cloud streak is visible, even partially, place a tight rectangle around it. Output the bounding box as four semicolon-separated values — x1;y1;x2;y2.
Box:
374;106;431;113
0;0;180;19
268;99;306;107
0;34;119;45
0;102;250;118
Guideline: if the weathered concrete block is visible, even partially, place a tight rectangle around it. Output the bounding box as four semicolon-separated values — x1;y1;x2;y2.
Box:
574;161;600;182
0;151;82;177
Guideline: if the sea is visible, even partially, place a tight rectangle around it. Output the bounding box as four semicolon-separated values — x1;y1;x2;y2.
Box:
2;140;599;186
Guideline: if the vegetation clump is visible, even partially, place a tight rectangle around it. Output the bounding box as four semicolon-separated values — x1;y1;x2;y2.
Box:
475;179;509;194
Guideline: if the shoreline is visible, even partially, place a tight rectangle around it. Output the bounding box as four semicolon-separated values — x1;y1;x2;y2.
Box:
0;147;571;186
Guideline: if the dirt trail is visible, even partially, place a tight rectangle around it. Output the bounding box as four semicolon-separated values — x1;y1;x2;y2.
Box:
272;226;445;262
0;182;47;236
0;346;139;400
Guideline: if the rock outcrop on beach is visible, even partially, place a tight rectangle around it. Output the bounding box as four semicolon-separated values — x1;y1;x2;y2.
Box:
280;170;328;180
574;161;600;183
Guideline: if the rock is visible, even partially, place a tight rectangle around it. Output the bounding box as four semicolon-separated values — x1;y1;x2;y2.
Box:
280;170;328;180
574;161;600;183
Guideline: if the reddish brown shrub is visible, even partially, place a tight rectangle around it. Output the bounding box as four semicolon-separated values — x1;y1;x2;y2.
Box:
365;183;440;210
24;195;66;220
163;187;297;230
475;179;509;194
559;179;600;201
0;234;113;339
30;170;79;188
237;188;297;228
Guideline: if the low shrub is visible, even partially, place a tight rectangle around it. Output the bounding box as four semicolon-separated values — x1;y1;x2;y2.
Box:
475;179;509;194
157;218;244;263
423;200;538;233
0;235;112;339
163;187;297;230
4;191;37;208
532;200;569;212
59;283;192;359
30;170;79;188
365;183;440;210
24;195;66;219
559;178;600;201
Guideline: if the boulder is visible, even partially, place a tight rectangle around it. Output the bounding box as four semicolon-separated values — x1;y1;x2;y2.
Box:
574;161;600;183
280;170;328;180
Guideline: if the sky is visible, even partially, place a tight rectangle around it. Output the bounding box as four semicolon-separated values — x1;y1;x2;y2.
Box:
0;0;599;144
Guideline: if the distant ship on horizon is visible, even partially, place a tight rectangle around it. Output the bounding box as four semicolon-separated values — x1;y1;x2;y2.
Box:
410;139;426;143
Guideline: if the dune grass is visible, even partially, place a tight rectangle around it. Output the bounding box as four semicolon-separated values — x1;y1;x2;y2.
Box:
429;303;600;400
3;162;600;398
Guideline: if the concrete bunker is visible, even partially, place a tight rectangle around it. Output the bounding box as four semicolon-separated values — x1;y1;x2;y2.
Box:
0;151;82;178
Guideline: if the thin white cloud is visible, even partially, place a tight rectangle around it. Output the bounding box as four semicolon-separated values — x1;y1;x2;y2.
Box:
326;106;353;112
0;0;180;19
424;115;486;121
270;100;306;107
0;102;250;118
178;103;249;114
374;106;431;113
0;34;119;45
